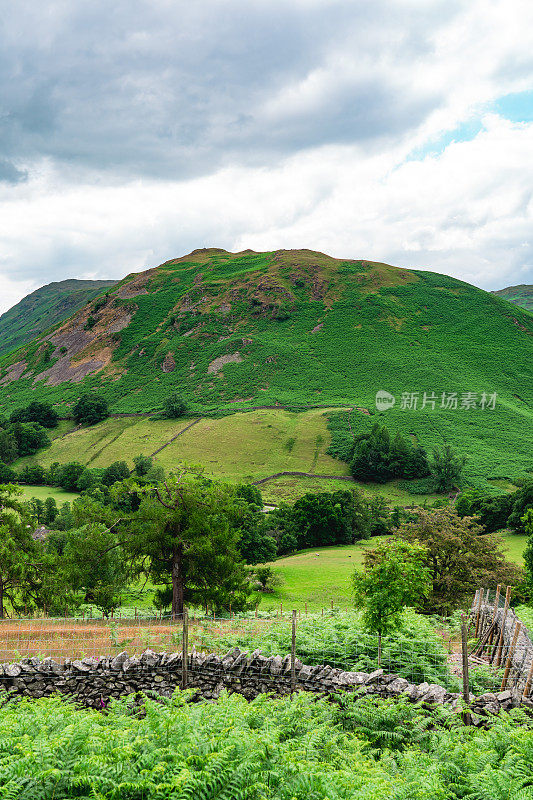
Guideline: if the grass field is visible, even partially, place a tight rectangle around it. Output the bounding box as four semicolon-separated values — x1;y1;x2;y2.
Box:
15;408;455;505
258;533;529;613
17;485;79;504
260;541;380;611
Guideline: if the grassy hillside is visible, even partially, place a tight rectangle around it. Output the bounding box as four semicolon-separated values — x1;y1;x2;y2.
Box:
11;407;476;501
2;248;532;488
493;284;533;312
0;279;116;358
258;532;526;612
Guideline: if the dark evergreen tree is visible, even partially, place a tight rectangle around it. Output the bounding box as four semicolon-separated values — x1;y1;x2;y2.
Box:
72;394;109;426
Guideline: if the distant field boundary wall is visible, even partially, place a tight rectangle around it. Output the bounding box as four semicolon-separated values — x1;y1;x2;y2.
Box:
253;471;355;485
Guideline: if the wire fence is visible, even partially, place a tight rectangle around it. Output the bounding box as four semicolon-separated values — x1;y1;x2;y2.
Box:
0;602;526;698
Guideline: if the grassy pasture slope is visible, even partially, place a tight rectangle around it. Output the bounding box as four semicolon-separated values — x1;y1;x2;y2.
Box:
16;409;347;479
259;533;527;612
15;408;446;504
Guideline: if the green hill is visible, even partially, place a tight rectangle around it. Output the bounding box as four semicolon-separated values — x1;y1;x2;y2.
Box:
0;278;117;357
1;248;532;488
493;284;533;313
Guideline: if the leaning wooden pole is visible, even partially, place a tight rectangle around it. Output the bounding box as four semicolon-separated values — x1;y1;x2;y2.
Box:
494;586;512;667
474;588;483;638
461;617;471;726
522;651;533;699
291;609;297;697
501;621;521;690
487;584;501;651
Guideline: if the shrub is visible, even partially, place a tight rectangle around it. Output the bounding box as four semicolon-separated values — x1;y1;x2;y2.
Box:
72;394;109;426
10;401;59;428
164;393;188;418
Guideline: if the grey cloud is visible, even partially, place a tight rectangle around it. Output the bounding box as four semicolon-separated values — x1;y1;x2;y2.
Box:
0;0;456;180
0;159;27;183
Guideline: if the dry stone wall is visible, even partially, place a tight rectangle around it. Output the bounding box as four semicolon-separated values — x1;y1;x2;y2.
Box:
0;647;525;722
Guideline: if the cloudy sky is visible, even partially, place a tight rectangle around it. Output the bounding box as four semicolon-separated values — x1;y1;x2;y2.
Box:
0;0;532;312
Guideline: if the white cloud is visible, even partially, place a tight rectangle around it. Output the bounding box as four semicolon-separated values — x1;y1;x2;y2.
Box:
0;0;532;313
0;114;531;314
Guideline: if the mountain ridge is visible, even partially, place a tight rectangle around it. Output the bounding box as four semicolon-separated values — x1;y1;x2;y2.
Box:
492;284;533;313
0;278;117;358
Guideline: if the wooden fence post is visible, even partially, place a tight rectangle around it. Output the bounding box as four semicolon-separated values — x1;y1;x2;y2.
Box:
522;651;533;699
495;586;512;667
474;588;483;637
488;584;501;651
291;610;297;697
182;607;188;690
501;621;521;690
461;617;471;725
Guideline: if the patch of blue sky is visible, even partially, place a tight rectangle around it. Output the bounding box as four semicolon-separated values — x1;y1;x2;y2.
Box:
405;119;483;162
493;90;533;123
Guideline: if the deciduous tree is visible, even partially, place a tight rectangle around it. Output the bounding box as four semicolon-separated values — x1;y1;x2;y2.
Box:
397;509;522;614
353;538;430;664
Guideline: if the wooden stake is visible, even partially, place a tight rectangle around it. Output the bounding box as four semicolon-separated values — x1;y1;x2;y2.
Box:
474;588;483;637
291;610;297;696
495;586;512;667
461;617;471;725
181;607;188;690
501;621;521;690
488;584;501;650
522;651;533;699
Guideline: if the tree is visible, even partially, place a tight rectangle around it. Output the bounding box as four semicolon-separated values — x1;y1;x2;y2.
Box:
0;429;18;463
232;502;277;564
164;393;188;418
56;462;85;491
20;465;46;485
456;489;513;533
118;470;254;616
276;490;370;551
61;524;128;616
252;565;282;593
43;497;58;526
28;497;46;524
431;445;466;492
102;461;130;486
350;424;430;483
11;422;51;457
72;394;109;426
353;538;430;665
77;468;98;491
367;495;392;536
0;462;17;483
0;485;58;618
507;482;533;533
10;402;59;428
522;510;533;593
351;424;392;483
397;509;522;614
133;455;153;477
